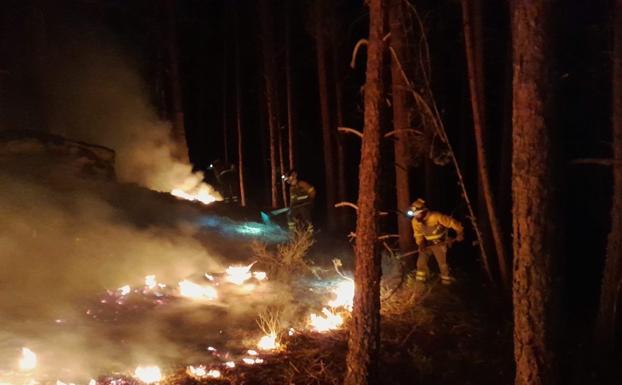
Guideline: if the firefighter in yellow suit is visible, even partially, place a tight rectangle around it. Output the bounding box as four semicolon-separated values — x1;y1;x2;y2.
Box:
410;198;464;285
284;170;316;231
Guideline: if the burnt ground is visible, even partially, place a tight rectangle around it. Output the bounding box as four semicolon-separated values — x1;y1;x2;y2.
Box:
159;238;515;385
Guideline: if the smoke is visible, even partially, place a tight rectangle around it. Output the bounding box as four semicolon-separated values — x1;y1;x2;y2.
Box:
0;20;307;381
38;24;220;200
0;158;295;381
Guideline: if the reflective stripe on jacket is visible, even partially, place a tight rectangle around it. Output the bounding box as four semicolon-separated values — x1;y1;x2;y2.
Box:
290;180;316;207
411;211;463;246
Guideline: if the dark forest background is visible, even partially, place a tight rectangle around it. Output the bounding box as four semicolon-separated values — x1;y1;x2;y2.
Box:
0;0;618;379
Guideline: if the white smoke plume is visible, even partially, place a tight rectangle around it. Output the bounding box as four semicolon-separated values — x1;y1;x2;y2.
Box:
40;30;220;202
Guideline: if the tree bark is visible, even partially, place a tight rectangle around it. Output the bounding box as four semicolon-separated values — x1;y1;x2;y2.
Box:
511;1;558;384
596;0;622;351
389;0;415;254
314;0;337;230
259;0;280;208
344;0;385;384
285;1;296;171
462;0;509;286
164;0;188;163
329;2;348;216
235;11;246;207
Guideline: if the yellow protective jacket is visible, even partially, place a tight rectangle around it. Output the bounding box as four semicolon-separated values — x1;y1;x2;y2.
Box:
412;211;463;246
290;180;316;207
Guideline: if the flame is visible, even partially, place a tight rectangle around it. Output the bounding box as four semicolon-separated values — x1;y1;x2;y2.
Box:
89;379;96;385
186;366;219;379
241;357;263;365
225;361;235;368
327;279;355;310
224;264;253;285
118;285;131;296
246;349;258;356
178;280;217;300
134;366;162;384
257;334;279;351
171;186;220;205
18;347;37;371
144;275;157;289
309;307;344;332
253;271;267;281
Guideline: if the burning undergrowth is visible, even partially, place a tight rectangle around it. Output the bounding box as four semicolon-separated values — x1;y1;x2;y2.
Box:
0;156;356;385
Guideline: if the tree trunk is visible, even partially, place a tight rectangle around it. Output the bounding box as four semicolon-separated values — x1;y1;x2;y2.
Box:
462;0;509;286
259;0;280;208
344;0;385;384
222;43;229;164
596;0;622;351
329;2;348;213
235;11;246;207
314;0;337;230
511;1;558;384
164;0;188;163
389;0;415;254
285;1;296;171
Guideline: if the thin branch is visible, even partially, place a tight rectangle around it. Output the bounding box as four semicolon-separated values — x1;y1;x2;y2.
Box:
338;127;364;138
571;158;622;166
335;201;359;211
350;39;368;68
383;128;423;138
335;201;388;216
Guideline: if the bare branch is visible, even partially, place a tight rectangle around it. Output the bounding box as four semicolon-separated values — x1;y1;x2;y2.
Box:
383;128;423;139
350;39;368;69
335;201;359;211
338;127;364;138
571;158;622;166
335;201;388;215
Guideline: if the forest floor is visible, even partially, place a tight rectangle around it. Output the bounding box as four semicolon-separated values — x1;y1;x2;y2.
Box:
162;232;515;385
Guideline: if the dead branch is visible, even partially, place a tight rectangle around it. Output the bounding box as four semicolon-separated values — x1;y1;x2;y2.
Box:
335;201;388;215
571;158;622;166
383;128;423;139
338;127;363;138
335;201;359;211
350;39;368;69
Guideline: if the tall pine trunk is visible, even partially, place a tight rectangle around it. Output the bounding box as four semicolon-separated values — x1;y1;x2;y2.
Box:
596;0;622;351
344;0;385;384
329;2;348;211
235;12;246;207
511;1;558;384
462;0;509;286
164;0;188;162
389;0;415;254
314;0;337;230
259;0;280;208
285;1;296;170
